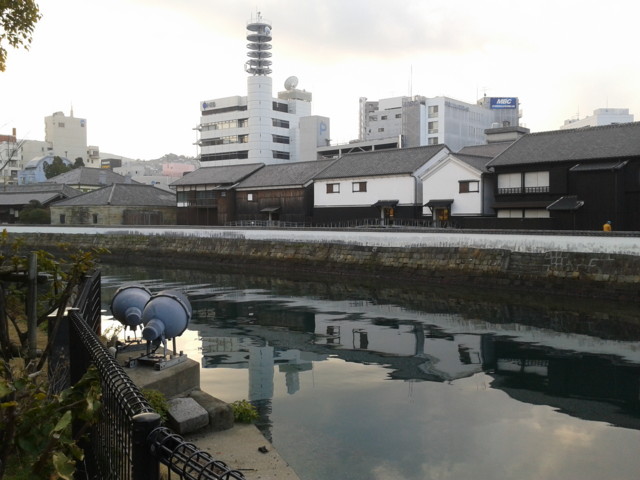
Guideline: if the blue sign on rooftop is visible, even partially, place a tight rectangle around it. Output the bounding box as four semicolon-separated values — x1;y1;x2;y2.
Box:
490;97;518;109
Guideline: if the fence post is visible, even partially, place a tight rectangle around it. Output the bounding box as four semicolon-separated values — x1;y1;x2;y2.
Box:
131;412;162;480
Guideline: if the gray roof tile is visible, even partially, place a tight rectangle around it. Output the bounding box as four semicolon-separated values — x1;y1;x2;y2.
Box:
236;160;335;189
487;122;640;167
48;167;137;186
52;183;175;207
314;145;448;180
170;164;264;186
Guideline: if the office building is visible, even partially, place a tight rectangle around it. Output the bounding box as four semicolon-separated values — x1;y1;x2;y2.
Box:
359;95;521;152
196;13;328;167
560;108;634;130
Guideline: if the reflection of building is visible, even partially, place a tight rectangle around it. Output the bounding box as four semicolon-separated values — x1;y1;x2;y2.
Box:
249;345;274;401
490;339;640;408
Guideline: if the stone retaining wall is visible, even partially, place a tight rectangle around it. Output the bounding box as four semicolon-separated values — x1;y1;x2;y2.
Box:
8;232;640;300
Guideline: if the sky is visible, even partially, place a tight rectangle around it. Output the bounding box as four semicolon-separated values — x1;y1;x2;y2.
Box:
1;0;638;160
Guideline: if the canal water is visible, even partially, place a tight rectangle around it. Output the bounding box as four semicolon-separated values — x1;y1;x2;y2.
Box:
100;263;640;480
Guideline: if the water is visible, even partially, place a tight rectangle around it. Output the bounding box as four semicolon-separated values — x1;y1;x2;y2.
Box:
100;264;640;480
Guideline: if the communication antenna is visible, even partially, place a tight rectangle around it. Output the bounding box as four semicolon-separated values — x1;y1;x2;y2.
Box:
245;12;272;75
284;76;298;90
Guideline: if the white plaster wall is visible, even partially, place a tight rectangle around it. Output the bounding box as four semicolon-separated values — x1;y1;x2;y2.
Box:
421;158;482;215
314;175;416;207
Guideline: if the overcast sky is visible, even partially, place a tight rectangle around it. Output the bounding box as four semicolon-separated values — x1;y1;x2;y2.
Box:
1;0;638;160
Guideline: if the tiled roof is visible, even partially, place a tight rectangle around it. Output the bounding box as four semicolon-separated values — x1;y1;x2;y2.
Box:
452;153;492;173
170;163;264;186
235;160;335;189
457;142;513;158
52;183;175;207
487;122;640;167
314;145;448;180
0;183;81;197
48;167;137;186
0;192;66;206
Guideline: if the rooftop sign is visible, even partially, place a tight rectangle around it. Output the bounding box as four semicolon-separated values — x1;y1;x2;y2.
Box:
490;97;518;109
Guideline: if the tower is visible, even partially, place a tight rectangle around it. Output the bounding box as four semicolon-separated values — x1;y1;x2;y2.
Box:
246;13;273;163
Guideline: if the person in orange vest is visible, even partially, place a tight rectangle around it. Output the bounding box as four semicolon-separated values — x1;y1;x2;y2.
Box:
603;220;612;232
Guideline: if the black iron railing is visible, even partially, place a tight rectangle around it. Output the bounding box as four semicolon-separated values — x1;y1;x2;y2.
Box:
65;270;246;480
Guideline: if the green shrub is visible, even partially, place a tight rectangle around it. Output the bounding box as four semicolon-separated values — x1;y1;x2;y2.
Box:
231;399;258;423
142;389;169;422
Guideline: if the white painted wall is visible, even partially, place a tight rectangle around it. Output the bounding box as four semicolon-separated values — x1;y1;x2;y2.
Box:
421;156;483;215
314;175;417;207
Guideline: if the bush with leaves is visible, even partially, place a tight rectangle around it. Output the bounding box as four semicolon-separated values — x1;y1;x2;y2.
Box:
0;229;108;478
231;399;258;423
0;363;101;479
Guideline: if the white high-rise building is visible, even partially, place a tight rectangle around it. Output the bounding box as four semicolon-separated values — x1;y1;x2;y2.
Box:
197;13;325;166
359;95;521;152
560;108;634;130
45;110;88;163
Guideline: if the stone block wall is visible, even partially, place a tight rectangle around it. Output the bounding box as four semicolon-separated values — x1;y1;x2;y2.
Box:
7;231;640;301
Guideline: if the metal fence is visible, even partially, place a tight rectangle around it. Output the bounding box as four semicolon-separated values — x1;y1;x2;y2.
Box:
64;270;246;480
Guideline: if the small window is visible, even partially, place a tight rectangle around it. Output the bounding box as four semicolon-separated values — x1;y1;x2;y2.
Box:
381;115;387;120
395;113;401;118
352;181;367;192
459;180;479;193
247;193;254;201
326;183;340;194
378;128;384;132
59;214;66;224
92;213;98;224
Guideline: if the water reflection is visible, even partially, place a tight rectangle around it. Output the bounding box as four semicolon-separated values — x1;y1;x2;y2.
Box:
101;264;640;480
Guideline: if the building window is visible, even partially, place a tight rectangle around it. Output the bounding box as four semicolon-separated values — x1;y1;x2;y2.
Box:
248;193;254;201
459;180;479;193
92;214;98;224
352;181;367;192
378;128;384;132
381;115;387;120
497;173;522;194
272;135;290;144
395;113;401;119
428;105;439;118
273;151;290;160
272;119;290;128
58;122;65;128
273;102;289;113
326;183;340;194
59;214;66;224
369;115;377;121
428;121;439;134
428;137;438;145
524;208;550;218
524;171;550;193
497;209;523;218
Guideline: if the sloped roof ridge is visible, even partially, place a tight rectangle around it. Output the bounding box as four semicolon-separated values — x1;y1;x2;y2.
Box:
526;120;640;137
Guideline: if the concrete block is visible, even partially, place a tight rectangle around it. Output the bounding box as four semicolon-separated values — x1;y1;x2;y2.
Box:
189;389;235;431
120;356;200;398
167;397;209;435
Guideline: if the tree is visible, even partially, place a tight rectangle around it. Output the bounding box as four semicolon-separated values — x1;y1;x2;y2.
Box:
17;200;50;224
0;1;42;72
0;232;105;478
43;156;71;179
73;157;84;168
